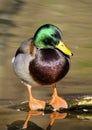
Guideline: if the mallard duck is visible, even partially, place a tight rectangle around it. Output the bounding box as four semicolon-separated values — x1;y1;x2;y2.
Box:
12;24;73;111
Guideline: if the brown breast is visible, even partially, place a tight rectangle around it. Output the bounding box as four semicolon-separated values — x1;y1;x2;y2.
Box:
29;48;70;85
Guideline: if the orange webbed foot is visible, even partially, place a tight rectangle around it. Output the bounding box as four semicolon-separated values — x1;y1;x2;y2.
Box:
29;98;45;110
24;83;46;111
49;94;68;110
49;84;68;110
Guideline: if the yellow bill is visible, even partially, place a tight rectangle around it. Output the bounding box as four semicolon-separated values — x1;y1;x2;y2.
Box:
55;41;73;56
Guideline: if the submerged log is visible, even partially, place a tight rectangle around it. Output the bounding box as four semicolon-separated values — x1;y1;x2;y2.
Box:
9;96;92;113
68;96;92;109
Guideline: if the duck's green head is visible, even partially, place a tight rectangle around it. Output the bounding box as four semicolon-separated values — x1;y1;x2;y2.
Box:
33;24;73;56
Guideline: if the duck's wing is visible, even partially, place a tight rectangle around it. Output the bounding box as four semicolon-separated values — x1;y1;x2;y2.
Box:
12;37;38;85
15;37;33;56
12;38;34;63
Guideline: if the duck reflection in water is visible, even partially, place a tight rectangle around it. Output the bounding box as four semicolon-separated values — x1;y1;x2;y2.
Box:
12;24;72;129
23;110;67;129
7;111;67;130
46;112;67;130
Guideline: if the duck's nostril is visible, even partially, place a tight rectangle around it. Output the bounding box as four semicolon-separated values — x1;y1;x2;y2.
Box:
71;53;73;56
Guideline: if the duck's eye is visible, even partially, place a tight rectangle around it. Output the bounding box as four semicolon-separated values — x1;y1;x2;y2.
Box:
43;38;52;45
51;34;57;38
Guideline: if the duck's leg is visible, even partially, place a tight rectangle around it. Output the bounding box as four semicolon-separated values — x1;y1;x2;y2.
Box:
25;83;45;110
49;84;68;110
